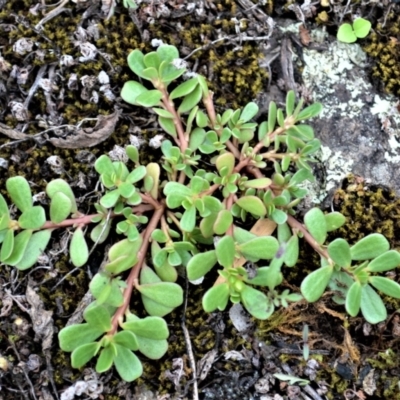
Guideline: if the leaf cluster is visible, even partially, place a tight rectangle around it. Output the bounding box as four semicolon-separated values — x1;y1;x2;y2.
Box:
1;44;399;383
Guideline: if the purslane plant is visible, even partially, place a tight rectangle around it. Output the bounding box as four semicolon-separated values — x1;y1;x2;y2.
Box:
0;44;399;382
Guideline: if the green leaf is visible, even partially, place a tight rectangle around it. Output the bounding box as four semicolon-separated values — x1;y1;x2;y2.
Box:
202;283;230;312
49;192;72;223
243;178;272;189
83;304;112;331
216;235;235;268
287;124;314;140
89;272;111;304
240;285;274;320
46;179;77;213
2;229;32;266
296;102;323;121
18;206;46;229
141;66;159;81
238;237;279;261
121;80;148;105
325;212;346;232
135;89;163;107
178;84;202;114
286;90;296;116
0;229;14;262
70;228;89;267
369;276;400;299
366;250;400;272
187;250;217;280
216;152;235;176
113;330;139;351
100;189;120;208
122;316;169;340
127;49;145;77
353;18;371;39
59;323;105;352
0;193;9;216
213;209;233;235
6;176;32;212
71;342;100;368
304;208;327;245
114;345;143;382
240;102;259;122
300;265;333;302
328;238;351;267
180;205;196;232
270;208;287;224
170;77;199;100
345;281;362;317
90;220;111;244
337;23;357;43
126;145;139;164
96;346;115;373
350;233;389;260
273;373;309;386
159;115;178;137
94;155;114;176
136;336;168;359
360;284;387;324
235;195;267;217
143;52;161;69
284;235;299;267
16;229;52;270
139;281;183;308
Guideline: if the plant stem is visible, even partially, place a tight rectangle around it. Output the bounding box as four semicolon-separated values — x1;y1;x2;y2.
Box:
109;202;165;334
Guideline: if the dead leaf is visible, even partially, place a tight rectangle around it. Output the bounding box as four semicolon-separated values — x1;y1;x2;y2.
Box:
26;285;54;352
197;348;218;382
343;327;360;364
362;369;376;396
299;24;311;46
48;109;120;148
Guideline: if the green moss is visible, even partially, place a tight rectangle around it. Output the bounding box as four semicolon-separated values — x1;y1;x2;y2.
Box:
363;13;400;95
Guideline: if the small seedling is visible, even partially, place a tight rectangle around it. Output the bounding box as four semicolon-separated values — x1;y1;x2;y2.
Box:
337;17;371;43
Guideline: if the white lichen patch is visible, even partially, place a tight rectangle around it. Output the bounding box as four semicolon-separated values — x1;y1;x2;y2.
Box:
299;31;400;195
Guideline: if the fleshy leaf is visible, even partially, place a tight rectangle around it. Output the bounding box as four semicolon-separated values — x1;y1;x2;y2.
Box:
6;176;32;213
114;344;143;382
345;281;362;317
70;228;89;267
215;235;235;268
83;304;112;332
96;346;115;373
46;179;77;213
325;212;346;232
369;276;400;299
113;331;139;351
360;284;387;324
59;323;105;352
300;265;333;302
18;206;46;229
238;237;279;261
366;250;400;272
235;196;267;217
240;285;274;320
350;233;389;261
187;250;217;280
71;342;100;368
135;336;168;359
16;229;52;270
202;283;230;312
304;208;327;245
49;192;72;223
328;238;351;267
2;230;32;266
122;316;169;340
